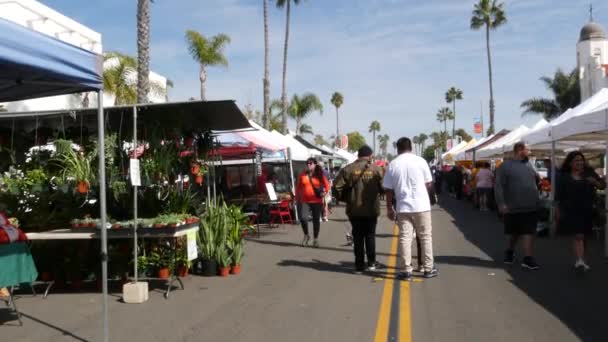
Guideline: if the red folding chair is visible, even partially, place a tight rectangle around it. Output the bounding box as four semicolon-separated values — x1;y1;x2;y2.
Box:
269;200;293;224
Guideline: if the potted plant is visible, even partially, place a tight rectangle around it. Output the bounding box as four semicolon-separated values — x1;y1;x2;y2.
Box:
198;203;218;276
71;219;80;229
54;145;96;194
176;243;190;278
230;243;243;275
216;245;231;277
24;168;47;193
150;245;173;280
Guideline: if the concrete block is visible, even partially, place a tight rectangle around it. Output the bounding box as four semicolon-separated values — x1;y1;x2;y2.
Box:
122;281;149;304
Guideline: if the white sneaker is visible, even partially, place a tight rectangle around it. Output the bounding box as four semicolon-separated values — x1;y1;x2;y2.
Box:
312;239;319;248
301;235;310;246
574;260;591;272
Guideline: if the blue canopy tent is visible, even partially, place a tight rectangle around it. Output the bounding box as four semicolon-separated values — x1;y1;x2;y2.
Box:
0;17;109;342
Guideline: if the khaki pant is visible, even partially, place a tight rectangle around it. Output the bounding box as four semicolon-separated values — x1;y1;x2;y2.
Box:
396;211;434;273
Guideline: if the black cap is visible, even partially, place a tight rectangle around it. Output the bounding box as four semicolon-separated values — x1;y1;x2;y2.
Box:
358;145;373;158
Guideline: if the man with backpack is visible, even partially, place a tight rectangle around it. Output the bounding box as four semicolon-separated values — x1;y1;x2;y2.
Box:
333;146;385;274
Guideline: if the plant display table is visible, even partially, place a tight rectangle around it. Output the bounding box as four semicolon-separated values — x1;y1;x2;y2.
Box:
26;225;199;299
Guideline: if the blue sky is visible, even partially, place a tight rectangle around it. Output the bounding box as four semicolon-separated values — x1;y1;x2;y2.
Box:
45;0;608;148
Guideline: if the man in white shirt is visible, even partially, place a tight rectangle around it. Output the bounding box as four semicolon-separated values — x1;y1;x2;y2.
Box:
383;137;437;280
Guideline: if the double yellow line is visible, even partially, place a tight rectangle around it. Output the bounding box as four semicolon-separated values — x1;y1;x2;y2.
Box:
374;225;411;342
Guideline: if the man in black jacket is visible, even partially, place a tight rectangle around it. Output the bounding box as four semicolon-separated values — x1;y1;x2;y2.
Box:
333;146;384;273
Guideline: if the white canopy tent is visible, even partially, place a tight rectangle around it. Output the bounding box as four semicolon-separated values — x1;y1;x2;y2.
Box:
270;130;311;161
441;140;467;163
334;148;357;164
477;125;529;159
454;135;492;161
448;139;476;161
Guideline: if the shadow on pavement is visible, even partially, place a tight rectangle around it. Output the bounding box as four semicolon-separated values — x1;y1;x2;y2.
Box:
247;238;397;258
0;310;90;341
276;259;398;279
434;255;498;269
438;195;608;342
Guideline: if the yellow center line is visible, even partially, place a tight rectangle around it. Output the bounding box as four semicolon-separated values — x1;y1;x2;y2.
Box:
373;224;413;342
399;281;412;341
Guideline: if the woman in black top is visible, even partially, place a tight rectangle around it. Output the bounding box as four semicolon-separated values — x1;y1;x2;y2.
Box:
556;151;605;272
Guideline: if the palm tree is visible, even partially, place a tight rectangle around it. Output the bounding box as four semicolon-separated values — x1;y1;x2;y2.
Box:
103;52;165;106
368;120;381;154
299;123;314;136
103;52;137;105
268;99;285;131
330;92;344;139
413;135;422;155
436;107;454;138
471;0;507;135
378;134;390;158
445;87;463;139
136;0;151;103
287;93;323;135
314;134;327;146
263;0;271;130
185;30;231;101
520;68;580;120
419;133;428;153
276;0;304;133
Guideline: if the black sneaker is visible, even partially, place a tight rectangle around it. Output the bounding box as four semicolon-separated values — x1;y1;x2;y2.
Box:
521;256;540;270
398;272;413;281
423;268;439;279
503;250;515;265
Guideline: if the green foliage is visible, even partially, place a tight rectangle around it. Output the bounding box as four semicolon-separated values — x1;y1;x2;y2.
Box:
455;129;472;142
53;144;97;186
330;92;344;109
185;30;231;67
346;131;366;153
164;187;198;214
149;243;173;269
215;244;232;267
423;146;436;162
470;0;507;30
287;93;323;135
520;68;580;120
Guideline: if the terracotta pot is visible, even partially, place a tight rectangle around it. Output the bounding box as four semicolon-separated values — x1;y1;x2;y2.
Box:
158;268;170;279
78;223;88;228
89;223;97;228
190;164;200;175
177;265;188;277
72;223;79;229
169;223;178;228
77;181;89;194
112;224;121;229
230;264;241;275
154;223;164;229
218;266;230;277
195;175;204;185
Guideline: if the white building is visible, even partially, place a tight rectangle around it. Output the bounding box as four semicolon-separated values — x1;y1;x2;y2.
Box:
577;20;608;101
0;0;167;112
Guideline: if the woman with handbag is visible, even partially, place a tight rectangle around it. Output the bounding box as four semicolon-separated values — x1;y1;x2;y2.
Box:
296;158;330;247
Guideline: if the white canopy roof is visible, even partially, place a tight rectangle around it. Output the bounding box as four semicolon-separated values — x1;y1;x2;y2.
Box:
441;141;467;161
334;148;358;163
477;125;529;159
270;130;312;161
551;88;608;142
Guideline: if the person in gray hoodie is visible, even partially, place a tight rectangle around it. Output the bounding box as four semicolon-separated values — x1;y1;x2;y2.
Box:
495;142;540;270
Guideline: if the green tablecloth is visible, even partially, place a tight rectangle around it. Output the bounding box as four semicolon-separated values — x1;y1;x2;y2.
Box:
0;243;38;288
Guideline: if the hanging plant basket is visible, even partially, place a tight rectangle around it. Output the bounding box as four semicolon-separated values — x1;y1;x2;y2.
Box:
195;175;204;185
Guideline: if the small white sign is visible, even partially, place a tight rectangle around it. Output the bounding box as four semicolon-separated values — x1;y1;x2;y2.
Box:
265;182;278;201
187;231;198;261
130;159;141;186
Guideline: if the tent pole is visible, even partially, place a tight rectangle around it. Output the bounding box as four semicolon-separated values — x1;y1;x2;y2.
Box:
97;91;109;342
132;106;139;282
605;140;608;257
288;147;299;223
549;141;557;237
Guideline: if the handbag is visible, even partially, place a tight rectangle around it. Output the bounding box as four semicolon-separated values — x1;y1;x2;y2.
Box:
307;174;324;198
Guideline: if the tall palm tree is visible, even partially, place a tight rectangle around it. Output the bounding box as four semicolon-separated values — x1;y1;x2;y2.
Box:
412;135;421;155
471;0;507;135
418;133;428;153
185;30;231;101
136;0;151;104
314;134;327;146
287;93;323;135
368;120;381;154
378;134;390;158
445;87;463;139
330;92;344;139
520;68;580;120
276;0;304;133
263;0;271;130
436;107;454;138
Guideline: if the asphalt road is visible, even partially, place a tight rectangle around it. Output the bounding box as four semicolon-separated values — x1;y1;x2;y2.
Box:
2;197;607;342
